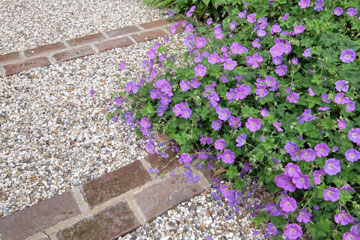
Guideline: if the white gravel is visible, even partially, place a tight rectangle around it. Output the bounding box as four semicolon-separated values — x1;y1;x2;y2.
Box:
0;0;167;54
0;33;185;217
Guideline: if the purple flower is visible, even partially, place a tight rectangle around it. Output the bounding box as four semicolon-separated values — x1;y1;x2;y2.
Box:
247;13;256;23
216;107;231;121
349;128;360;145
146;141;156;154
286;92;300;103
338;120;347;130
246;117;261;132
229;21;237;30
350;223;360;234
90;89;94;97
335;210;354;225
180;80;190;91
285;163;302;178
340;185;356;194
266;202;284;216
315;143;330;157
334;93;349;104
313;169;325;185
260;108;269;117
345;101;356;112
284;224;303;240
321;93;331;103
214;139;226;151
345;149;360;162
303;48;311;58
334;7;343;16
324;158;341;175
347;8;358;17
314;0;324;12
257;30;266;37
179;153;193;164
285;141;299;154
235;84;251;99
333;146;339;152
273;121;283;132
293;174;310;189
252;38;261;49
340;49;356;63
255;85;268;98
140;117;151;129
229;116;242;128
270;45;284;58
120;60;126;70
220;149;235;164
207;18;213;25
275;64;287;76
185;24;194;34
275;174;296;192
224;58;237;70
308;88;316;96
271;24;281;34
297;209;312;223
272;56;282;65
335;80;349;92
294;25;305;34
212;120;222;131
324;187;340;201
298;0;310;9
238;10;247;19
194;64;207;77
281;13;289;21
343;232;360;240
236;134;246;147
299;148;316;162
195;38;206;49
292;57;299;65
267;222;279;236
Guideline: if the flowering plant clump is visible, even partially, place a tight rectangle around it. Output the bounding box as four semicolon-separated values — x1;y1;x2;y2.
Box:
110;0;360;239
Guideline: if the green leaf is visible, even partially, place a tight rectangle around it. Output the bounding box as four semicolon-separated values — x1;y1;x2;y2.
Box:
225;165;238;180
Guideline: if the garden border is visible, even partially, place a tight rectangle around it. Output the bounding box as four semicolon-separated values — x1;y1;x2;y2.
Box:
0;18;183;77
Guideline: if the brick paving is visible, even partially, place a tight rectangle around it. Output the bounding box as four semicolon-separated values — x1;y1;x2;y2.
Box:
0;18;175;76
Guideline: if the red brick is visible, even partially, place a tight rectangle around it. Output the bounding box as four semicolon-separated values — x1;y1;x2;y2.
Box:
4;57;50;75
52;46;95;62
131;30;167;43
95;37;134;52
0;52;21;64
133;173;204;221
140;19;171;29
0;192;80;240
106;26;141;38
67;33;105;47
82;160;151;207
57;201;140;240
24;42;66;58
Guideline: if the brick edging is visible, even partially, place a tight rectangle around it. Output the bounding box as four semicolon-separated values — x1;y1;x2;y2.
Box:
0;19;183;77
0;152;212;240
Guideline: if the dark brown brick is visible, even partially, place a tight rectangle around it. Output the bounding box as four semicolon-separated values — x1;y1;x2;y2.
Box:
4;57;50;75
0;51;21;64
133;173;204;221
140;19;170;29
131;30;167;43
52;46;95;62
67;33;105;47
24;42;66;58
82;160;151;207
57;201;140;240
0;192;80;240
106;26;141;38
95;37;134;52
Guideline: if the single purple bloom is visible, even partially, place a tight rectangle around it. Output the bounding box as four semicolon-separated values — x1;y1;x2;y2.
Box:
271;24;281;34
284;224;303;240
292;174;310;189
275;174;296;192
297;209;312;223
321;93;331;103
349;128;360;145
334;7;343;16
216;107;231;121
272;56;282;65
120;60;126;70
246;117;261;132
300;148;316;162
313;169;325;185
229;21;237;30
340;185;356;194
146;141;156;154
281;13;289;21
286;92;300;103
333;146;339;152
345;100;356;112
90;89;94;97
285;141;299;154
247;13;256;23
260;108;269;117
334;92;349;104
195;38;206;49
315;143;330;157
179;153;193;164
212;120;222;131
324;158;341;175
294;25;305;34
184;24;194;33
180;80;190;91
194;64;207;77
220;149;235;164
335;210;354;225
207;18;213;25
275;64;287;76
214;139;226;151
236;134;246;147
335;80;349;92
347;8;358;17
303;48;311;58
343;232;360;240
140;117;151;129
292;57;298;65
285;163;302;178
351;223;360;234
308;88;316;96
345;148;360;162
338;120;347;130
224;58;237;70
229;116;242;128
280;196;297;212
298;0;310;9
238;10;247;19
340;49;356;63
257;30;266;37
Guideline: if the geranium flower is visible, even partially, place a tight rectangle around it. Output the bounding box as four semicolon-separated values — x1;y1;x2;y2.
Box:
334;7;343;16
315;143;330;157
347;8;358;17
298;0;310;9
349;128;360;145
292;174;310;189
313;169;325;185
194;64;207;77
299;148;316;162
236;134;247;147
324;158;341;175
246;117;261;132
340;49;356;63
297;209;312;223
284;224;303;240
195;38;206;49
214;139;226;151
323;187;340;201
275;174;296;192
345;149;360;162
285;163;302;178
335;211;354;225
220;149;235;164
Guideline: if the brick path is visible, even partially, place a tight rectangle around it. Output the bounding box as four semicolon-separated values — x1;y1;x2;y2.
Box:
0;19;211;240
0;19;182;76
0;153;213;240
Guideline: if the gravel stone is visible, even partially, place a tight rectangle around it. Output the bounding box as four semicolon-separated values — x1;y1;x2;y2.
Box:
0;0;167;54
